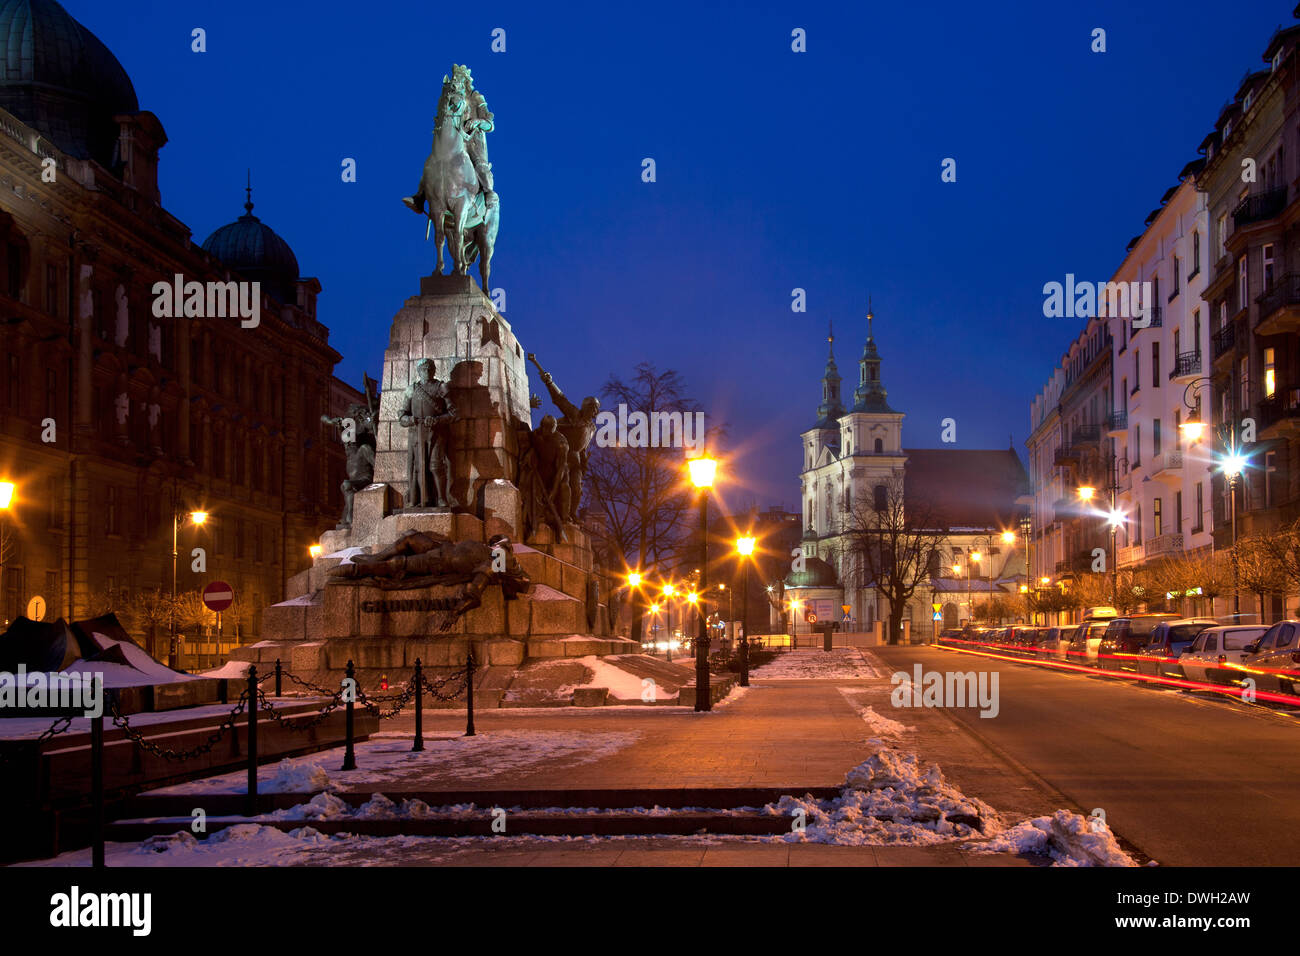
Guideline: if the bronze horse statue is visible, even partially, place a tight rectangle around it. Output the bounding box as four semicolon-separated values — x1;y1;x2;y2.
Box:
405;77;498;292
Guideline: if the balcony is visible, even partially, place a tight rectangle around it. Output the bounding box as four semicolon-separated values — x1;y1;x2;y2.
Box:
1071;424;1102;447
1144;533;1185;560
1232;185;1288;229
1132;305;1162;332
1211;321;1237;363
1258;387;1300;438
1053;445;1080;467
1152;449;1184;485
1256;273;1300;336
1169;351;1202;384
1106;411;1127;436
1117;543;1144;568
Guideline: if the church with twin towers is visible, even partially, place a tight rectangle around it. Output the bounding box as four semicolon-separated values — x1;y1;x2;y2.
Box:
792;305;1030;636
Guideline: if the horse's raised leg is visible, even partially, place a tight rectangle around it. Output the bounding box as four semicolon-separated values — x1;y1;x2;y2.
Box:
475;223;491;292
433;216;445;274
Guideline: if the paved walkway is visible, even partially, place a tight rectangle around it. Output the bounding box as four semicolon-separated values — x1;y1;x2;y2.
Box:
366;679;877;792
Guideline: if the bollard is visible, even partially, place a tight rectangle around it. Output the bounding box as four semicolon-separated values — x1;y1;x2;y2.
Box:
412;658;424;752
341;660;357;771
464;647;476;737
91;707;104;869
246;665;258;816
275;658;282;697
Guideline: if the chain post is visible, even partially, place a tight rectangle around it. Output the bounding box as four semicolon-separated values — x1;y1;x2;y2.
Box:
465;646;476;737
413;658;424;752
246;665;258;816
91;703;104;869
341;659;357;771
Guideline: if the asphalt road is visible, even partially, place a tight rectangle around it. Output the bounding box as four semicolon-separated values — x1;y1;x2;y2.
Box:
874;643;1300;867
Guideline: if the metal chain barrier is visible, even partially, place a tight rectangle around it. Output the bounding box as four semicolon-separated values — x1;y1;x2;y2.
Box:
255;686;345;731
0;713;78;767
421;666;471;702
356;680;420;719
109;691;249;762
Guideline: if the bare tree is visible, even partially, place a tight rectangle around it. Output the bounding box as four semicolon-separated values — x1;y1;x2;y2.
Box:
583;363;725;639
844;474;949;644
1235;533;1288;625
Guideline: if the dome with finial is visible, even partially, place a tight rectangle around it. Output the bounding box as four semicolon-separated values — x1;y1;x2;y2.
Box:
852;299;898;414
813;318;845;429
0;0;139;168
201;176;301;303
784;555;839;589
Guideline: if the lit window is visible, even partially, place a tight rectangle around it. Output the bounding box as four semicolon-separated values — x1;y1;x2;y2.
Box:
1265;348;1276;397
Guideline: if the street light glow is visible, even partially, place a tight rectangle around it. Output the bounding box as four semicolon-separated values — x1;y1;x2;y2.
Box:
309;544;323;559
662;583;676;597
687;455;717;489
628;571;642;587
970;551;981;562
686;592;699;604
1222;453;1247;478
1077;486;1096;501
1106;509;1124;528
0;481;13;510
190;511;208;525
1000;531;1015;544
736;536;756;556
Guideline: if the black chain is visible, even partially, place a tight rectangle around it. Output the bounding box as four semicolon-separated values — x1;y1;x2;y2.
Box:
109;691;248;762
0;713;77;768
280;671;343;697
421;667;471;702
356;681;420;719
254;687;344;732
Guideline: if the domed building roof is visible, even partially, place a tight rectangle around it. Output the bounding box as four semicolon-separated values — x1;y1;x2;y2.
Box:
201;187;301;303
784;555;839;589
0;0;139;167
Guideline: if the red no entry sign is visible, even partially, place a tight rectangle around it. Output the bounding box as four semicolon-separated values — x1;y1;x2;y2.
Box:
202;581;234;612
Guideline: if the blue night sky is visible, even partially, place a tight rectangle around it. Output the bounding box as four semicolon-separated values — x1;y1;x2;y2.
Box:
80;0;1288;509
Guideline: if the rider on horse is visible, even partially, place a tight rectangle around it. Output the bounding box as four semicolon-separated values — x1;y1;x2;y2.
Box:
403;64;496;216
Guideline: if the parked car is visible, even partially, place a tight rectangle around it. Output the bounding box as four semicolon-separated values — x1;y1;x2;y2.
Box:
1239;620;1300;699
1006;626;1042;654
1095;613;1181;670
1033;626;1065;659
1178;625;1268;687
1134;618;1219;679
1066;620;1114;665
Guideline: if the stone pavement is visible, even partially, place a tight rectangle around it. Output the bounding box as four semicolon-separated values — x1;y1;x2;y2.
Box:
365;678;876;792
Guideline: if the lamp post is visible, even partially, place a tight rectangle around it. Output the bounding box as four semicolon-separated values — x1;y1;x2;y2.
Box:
970;549;982;622
954;562;969;626
170;509;208;668
736;536;755;686
0;481;14;627
1181;377;1245;621
687;455;717;711
661;582;676;661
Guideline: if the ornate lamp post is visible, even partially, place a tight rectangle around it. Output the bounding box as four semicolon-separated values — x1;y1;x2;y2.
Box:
687;455;717;711
1181;376;1246;621
736;536;756;686
661;582;676;661
170;509;208;668
0;481;14;627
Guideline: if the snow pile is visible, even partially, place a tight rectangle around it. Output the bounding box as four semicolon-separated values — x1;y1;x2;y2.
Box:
750;648;880;680
134;825;341;864
837;687;911;738
261;759;331;794
971;810;1137;867
769;749;998;846
274;792;352;821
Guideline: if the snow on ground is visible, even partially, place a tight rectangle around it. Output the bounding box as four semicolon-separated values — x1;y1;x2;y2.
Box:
767;749;1000;847
969;810;1137;866
836;685;912;739
143;729;641;796
507;656;676;702
749;648;881;680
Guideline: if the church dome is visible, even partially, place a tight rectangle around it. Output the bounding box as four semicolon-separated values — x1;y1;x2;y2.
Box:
201;190;301;303
785;555;839;589
0;0;139;167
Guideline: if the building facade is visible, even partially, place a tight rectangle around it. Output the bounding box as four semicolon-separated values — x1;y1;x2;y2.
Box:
0;0;359;657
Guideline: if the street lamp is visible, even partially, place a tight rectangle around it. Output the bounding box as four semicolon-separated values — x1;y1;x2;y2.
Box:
309;544;323;560
736;535;756;686
1105;508;1124;605
686;454;717;711
0;481;14;627
1183;376;1246;620
662;582;677;661
171;508;209;669
1222;453;1245;620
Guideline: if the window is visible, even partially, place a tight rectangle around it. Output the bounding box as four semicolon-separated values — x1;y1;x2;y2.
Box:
1266;450;1277;508
1154;498;1163;537
873;437;883;453
1238;255;1248;309
46;474;61;529
1240;357;1250;412
1265;347;1276;397
1153;419;1162;456
6;242;22;298
1264;243;1276;292
1152;342;1160;385
1217;214;1228;260
1171;257;1180;299
1191;231;1201;277
45;263;59;317
1176;490;1183;532
1193;309;1201;354
1134;424;1141;466
873;485;887;512
1175;409;1182;450
1134;350;1140;391
106;486;119;536
1193;482;1204;533
1136;505;1143;544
